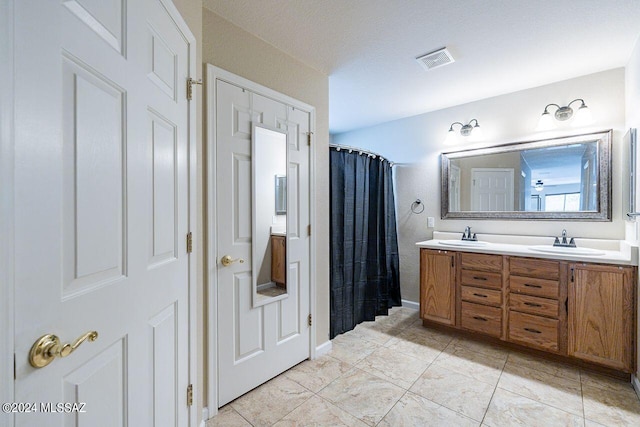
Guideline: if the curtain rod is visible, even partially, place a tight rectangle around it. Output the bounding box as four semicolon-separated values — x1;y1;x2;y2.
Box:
329;144;395;166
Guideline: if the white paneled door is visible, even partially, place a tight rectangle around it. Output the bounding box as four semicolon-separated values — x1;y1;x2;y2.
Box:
13;1;193;426
214;79;311;406
470;168;515;211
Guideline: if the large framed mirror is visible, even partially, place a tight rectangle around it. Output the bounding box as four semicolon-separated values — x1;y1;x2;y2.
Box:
252;124;289;306
441;130;612;221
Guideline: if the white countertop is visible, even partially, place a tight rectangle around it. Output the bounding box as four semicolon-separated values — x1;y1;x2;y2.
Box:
270;225;286;237
416;231;638;266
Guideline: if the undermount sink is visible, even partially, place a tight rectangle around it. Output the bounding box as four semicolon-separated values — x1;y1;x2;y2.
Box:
438;240;489;248
528;245;606;256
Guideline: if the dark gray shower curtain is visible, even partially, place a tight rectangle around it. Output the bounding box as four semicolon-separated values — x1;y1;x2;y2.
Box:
330;147;401;339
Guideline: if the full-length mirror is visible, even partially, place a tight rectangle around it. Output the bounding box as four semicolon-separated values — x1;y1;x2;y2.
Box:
441;130;612;220
252;124;288;306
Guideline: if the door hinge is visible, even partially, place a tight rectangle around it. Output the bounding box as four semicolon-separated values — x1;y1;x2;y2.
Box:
307;225;311;236
186;384;193;407
307;314;312;326
307;132;313;146
186;232;193;254
187;78;203;101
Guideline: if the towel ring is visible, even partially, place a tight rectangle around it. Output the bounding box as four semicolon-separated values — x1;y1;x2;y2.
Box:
411;199;424;214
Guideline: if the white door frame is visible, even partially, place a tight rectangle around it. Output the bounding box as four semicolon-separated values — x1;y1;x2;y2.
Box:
164;1;199;425
450;164;461;212
1;2;16;426
206;64;317;417
1;2;199;426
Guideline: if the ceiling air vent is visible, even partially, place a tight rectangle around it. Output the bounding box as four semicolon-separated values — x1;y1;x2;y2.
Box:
416;47;455;71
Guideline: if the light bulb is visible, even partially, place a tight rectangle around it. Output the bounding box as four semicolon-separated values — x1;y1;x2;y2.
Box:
536;111;555;131
470;124;484;141
444;129;457;145
573;104;593;127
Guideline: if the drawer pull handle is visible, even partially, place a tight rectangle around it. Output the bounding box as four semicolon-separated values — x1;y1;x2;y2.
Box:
524;283;542;288
524;302;542;307
473;276;487;281
473;293;487;298
524;328;542;334
472;316;487;321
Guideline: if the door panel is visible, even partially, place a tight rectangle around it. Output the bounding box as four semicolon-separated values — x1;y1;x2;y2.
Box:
63;0;126;54
215;80;310;406
149;110;178;266
63;338;126;427
149;303;178;426
234;273;264;361
14;1;191;425
471;168;514;211
61;53;127;296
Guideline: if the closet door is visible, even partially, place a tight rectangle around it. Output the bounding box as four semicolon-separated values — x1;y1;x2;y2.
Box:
215;81;310;406
12;1;192;425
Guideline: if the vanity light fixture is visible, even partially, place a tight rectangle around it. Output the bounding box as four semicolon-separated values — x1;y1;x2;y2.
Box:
534;179;544;192
445;119;483;144
536;99;593;131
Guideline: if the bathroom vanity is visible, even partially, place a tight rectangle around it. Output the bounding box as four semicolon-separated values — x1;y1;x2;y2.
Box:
417;232;638;373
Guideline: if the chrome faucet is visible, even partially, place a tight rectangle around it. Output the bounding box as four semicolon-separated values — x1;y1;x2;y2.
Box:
553;229;576;247
461;226;477;241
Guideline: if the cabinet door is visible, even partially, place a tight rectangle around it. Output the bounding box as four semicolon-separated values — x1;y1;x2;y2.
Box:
271;235;286;286
420;249;456;326
568;263;635;372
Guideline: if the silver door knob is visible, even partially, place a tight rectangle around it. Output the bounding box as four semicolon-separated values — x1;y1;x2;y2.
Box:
220;255;245;267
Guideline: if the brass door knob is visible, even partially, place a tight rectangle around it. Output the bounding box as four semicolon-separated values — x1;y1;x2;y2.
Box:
220;255;245;267
29;331;98;368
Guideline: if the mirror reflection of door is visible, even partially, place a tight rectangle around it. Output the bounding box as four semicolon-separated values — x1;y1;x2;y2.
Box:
449;164;461;211
252;124;288;305
470;168;515;211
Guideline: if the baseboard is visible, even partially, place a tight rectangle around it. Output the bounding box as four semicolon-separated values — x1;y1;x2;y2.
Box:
632;375;640;400
401;299;419;311
200;407;209;427
315;340;332;358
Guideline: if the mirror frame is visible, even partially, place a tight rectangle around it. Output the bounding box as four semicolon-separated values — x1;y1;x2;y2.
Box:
441;130;612;221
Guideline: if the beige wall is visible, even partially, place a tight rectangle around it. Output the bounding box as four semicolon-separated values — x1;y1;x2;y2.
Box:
202;2;331;399
335;69;626;305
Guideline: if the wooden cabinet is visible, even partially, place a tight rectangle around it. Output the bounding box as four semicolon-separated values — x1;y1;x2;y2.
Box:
271;235;286;287
568;263;635;372
419;247;637;373
420;249;456;326
507;257;565;353
459;253;504;337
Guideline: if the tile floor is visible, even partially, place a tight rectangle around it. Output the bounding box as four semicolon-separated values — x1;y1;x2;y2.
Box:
208;307;640;426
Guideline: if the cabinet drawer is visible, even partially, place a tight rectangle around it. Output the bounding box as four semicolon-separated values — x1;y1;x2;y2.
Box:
461;270;502;289
510;257;560;280
510;294;559;318
509;311;559;352
461;286;502;307
510;275;559;299
461;302;502;337
461;253;502;272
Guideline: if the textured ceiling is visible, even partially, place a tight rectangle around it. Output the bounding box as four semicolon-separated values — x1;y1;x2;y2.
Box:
203;0;640;133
